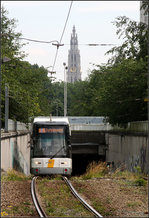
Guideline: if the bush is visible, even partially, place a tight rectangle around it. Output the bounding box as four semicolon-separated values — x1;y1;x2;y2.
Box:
81;161;109;179
134;178;147;186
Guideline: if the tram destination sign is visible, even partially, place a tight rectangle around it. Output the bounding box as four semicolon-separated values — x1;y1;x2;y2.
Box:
38;128;64;133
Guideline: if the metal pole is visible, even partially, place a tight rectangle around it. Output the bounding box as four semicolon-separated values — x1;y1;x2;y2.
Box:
63;63;66;117
64;66;66;116
65;67;67;116
5;84;9;132
56;102;58;116
64;66;67;117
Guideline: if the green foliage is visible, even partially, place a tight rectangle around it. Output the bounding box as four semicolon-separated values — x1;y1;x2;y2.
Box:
1;59;52;125
127;201;138;207
1;7;53;125
67;80;94;116
2;169;30;181
141;1;149;15
106;16;148;64
81;174;92;180
50;82;64;116
1;6;26;61
92;200;114;216
134;178;147;186
89;59;147;126
81;161;109;180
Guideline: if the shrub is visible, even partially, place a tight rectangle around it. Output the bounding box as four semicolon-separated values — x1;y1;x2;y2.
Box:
134;178;147;186
82;161;109;179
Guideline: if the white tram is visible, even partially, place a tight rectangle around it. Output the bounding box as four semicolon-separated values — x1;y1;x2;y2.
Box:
30;116;72;176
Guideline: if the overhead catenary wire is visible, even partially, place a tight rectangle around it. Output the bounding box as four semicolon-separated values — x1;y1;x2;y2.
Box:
7;33;117;46
18;37;60;44
63;43;118;46
10;33;117;46
59;1;73;44
2;33;61;45
18;36;117;46
51;1;73;72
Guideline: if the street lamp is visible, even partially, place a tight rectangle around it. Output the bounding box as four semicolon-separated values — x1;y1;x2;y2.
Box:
63;62;67;117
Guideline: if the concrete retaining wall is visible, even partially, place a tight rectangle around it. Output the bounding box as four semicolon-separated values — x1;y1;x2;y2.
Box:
70;123;112;131
105;132;148;173
1;119;32;132
1;131;31;175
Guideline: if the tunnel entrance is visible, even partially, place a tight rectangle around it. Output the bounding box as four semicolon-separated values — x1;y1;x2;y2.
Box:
72;154;105;176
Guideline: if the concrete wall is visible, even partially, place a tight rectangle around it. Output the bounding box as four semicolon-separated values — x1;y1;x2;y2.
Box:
1;119;31;132
1;131;31;175
105;132;148;173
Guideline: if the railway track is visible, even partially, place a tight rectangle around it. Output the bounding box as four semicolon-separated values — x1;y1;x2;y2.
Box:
31;177;47;217
31;176;102;217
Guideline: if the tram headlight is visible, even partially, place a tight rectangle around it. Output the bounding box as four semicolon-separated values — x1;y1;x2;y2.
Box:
61;161;68;165
35;161;41;165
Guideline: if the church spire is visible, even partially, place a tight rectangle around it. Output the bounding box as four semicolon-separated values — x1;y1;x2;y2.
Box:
67;26;81;83
73;25;76;36
70;25;78;49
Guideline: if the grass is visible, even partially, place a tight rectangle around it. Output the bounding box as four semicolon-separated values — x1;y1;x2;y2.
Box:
37;177;92;217
1;165;147;217
80;161;147;187
11;203;35;216
81;161;109;180
1;169;31;181
1;202;35;217
127;201;139;207
92;200;115;216
112;167;147;186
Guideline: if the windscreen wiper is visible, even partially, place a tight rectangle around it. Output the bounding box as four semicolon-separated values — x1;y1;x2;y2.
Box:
50;146;65;159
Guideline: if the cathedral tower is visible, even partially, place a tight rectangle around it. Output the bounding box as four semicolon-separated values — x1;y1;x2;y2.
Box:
67;26;81;83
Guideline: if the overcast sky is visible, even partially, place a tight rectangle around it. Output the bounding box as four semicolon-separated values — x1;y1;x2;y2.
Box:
2;1;140;81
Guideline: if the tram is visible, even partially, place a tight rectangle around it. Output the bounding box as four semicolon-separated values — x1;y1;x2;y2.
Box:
30;116;72;176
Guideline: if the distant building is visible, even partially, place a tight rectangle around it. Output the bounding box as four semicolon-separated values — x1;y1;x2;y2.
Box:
140;1;148;25
67;26;81;83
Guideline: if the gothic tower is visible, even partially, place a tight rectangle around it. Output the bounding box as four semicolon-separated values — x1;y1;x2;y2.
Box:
67;26;81;83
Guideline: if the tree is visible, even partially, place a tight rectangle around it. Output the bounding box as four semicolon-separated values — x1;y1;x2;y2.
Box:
67;80;93;116
1;7;54;125
1;7;26;125
85;15;148;126
2;60;53;124
106;16;148;65
89;59;147;126
140;0;149;15
1;7;26;61
50;82;64;116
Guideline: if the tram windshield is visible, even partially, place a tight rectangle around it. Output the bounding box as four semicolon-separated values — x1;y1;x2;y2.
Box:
33;126;67;157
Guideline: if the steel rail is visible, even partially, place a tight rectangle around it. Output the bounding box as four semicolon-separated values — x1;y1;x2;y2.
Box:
63;176;102;218
31;177;47;217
